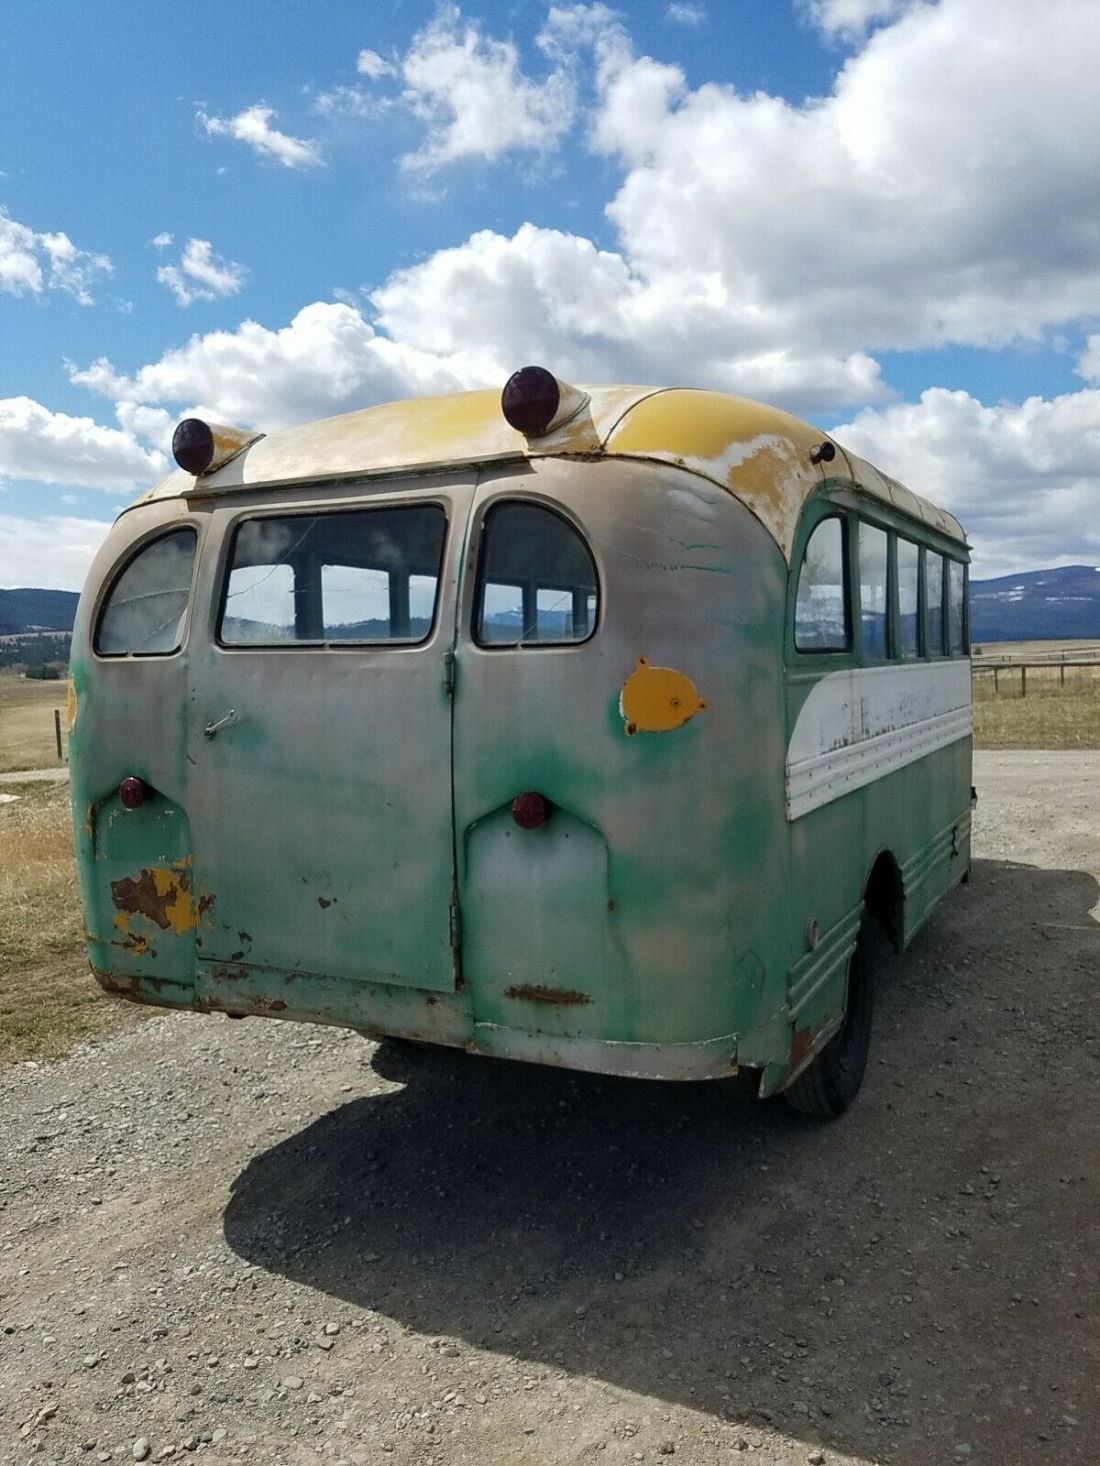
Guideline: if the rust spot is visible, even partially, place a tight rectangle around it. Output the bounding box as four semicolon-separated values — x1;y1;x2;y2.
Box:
503;984;592;1006
112;932;150;956
111;870;183;931
198;893;216;916
426;995;438;1006
318;897;332;909
789;1026;815;1067
238;930;251;943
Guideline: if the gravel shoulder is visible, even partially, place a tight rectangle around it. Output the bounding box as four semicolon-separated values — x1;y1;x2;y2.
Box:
1;751;1097;1466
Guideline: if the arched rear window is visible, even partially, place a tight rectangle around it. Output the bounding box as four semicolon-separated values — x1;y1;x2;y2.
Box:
795;516;850;652
474;502;598;646
95;528;197;657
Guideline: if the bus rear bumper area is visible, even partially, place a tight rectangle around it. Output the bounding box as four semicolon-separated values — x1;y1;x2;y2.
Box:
91;961;745;1082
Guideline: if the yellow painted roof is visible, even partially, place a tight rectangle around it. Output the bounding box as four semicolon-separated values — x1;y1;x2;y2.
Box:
136;385;967;561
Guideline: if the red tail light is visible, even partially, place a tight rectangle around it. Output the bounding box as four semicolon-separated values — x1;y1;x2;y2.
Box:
119;776;148;810
512;791;549;830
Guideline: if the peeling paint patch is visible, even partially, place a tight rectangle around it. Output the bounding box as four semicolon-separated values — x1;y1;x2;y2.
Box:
620;656;706;736
109;866;210;935
503;984;592;1006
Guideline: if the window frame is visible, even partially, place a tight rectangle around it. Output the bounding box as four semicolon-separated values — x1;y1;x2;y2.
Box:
922;546;947;658
93;524;200;660
854;517;892;663
215;501;449;651
946;556;969;658
792;511;853;658
471;498;601;651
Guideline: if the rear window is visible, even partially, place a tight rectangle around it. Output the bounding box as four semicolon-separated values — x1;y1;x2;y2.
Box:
474;502;598;646
95;528;197;657
219;505;446;646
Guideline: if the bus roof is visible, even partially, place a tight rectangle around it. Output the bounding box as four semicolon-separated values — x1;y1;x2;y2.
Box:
136;385;967;563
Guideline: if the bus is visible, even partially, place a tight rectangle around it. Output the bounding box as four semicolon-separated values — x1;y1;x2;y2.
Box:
68;367;972;1117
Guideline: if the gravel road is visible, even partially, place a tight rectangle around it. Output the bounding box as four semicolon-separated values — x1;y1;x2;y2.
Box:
2;751;1097;1466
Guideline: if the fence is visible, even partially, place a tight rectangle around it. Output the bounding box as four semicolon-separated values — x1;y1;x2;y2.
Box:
971;656;1100;697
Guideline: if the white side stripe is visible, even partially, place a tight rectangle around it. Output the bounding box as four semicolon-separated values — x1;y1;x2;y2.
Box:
786;662;971;820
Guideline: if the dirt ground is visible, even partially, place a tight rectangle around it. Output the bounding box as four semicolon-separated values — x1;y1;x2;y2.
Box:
0;751;1096;1466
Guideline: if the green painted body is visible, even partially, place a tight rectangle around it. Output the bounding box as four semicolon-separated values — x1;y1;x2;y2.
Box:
70;439;972;1090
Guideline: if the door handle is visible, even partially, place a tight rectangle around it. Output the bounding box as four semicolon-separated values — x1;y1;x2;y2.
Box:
204;709;237;739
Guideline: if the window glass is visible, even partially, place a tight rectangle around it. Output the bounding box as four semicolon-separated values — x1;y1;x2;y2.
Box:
897;538;920;657
475;503;598;646
925;551;944;655
95;528;197;656
947;559;967;656
858;523;889;659
794;517;849;652
219;506;446;646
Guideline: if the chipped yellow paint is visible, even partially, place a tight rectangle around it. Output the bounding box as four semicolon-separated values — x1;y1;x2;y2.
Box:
124;380;966;562
605;390;828;561
620;657;707;736
110;863;207;936
65;679;77;734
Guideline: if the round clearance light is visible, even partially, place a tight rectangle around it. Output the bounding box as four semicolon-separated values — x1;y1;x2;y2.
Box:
172;418;216;475
511;790;550;830
119;776;148;810
501;366;561;437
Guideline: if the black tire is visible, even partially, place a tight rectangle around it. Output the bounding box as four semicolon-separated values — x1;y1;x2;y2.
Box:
783;928;874;1118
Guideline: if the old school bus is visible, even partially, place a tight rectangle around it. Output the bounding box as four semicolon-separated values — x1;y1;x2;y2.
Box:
69;367;972;1116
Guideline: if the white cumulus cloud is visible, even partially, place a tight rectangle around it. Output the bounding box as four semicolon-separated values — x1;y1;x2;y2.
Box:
834;385;1100;576
157;238;247;307
198;104;323;168
0;206;112;304
666;3;706;26
70;302;468;432
801;0;917;40
0;514;114;592
399;5;577;170
0;398;165;491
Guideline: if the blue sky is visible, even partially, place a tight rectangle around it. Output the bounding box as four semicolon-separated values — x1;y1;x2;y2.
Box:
2;0;1099;588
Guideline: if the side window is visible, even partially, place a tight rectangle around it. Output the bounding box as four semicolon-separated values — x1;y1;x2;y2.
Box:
925;550;944;655
947;559;967;656
794;517;850;652
897;538;920;657
474;502;598;646
858;522;889;659
95;528;197;656
219;505;446;646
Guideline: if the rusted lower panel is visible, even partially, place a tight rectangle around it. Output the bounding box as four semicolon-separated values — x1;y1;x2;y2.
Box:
503;984;592;1006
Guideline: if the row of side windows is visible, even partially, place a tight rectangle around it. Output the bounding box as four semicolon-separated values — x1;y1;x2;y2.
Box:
794;515;968;659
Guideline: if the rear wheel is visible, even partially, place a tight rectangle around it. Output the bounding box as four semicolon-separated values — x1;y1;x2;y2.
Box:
783;929;873;1118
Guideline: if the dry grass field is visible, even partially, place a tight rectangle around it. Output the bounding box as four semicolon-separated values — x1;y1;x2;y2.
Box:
972;658;1100;748
0;780;146;1065
0;672;70;773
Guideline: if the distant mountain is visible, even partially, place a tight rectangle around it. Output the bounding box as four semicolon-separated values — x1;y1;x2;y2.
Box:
970;564;1100;643
0;588;80;637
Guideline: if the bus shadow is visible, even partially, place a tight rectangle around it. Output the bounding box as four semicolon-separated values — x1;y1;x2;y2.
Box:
223;857;1099;1464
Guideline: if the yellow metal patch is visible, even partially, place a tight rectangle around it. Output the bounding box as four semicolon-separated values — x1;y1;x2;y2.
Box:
65;679;78;735
620;657;706;736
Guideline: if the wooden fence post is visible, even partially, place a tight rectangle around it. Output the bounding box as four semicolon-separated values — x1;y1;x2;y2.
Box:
54;707;63;762
993;667;999;693
1021;665;1027;699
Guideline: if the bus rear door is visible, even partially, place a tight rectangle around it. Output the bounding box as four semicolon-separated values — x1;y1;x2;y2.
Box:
187;488;469;1002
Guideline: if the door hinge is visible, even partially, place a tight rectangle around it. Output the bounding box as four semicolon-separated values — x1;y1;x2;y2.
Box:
449;895;462;950
443;649;456;698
